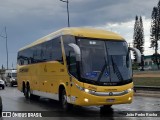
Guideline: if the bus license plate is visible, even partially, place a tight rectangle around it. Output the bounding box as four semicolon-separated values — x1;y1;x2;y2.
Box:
106;98;115;102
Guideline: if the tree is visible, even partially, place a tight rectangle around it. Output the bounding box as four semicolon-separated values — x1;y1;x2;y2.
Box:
133;16;139;62
133;16;145;70
139;16;145;53
151;53;160;69
139;16;145;70
150;1;160;69
150;7;158;53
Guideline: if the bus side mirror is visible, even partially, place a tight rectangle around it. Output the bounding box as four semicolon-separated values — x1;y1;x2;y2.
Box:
129;47;141;63
68;43;81;61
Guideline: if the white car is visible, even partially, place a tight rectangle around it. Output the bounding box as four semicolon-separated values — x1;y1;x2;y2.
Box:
0;79;5;89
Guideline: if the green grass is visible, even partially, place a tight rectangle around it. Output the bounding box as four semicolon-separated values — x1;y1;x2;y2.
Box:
133;77;160;86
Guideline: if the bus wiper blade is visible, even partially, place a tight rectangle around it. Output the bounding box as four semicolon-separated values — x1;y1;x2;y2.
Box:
97;58;108;83
111;56;123;81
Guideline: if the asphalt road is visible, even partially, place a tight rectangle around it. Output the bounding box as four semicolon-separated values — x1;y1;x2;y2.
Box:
0;87;160;120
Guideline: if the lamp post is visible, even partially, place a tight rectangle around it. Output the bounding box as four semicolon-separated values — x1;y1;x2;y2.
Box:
0;27;9;70
60;0;70;27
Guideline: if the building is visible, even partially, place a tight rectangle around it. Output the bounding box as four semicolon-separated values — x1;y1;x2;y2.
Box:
144;55;157;70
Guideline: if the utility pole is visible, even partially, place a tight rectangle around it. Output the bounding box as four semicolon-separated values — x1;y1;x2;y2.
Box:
0;27;9;69
60;0;70;27
5;27;8;70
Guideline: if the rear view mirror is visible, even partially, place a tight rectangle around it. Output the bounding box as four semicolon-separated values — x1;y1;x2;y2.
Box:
129;47;141;63
68;43;81;61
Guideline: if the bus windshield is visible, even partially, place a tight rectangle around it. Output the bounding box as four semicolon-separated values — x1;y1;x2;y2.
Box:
77;38;132;86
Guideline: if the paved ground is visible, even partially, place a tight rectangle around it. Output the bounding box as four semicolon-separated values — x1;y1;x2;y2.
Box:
0;87;160;120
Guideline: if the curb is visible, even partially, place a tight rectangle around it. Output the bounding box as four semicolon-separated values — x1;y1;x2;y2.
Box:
134;90;160;98
134;86;160;97
134;86;160;91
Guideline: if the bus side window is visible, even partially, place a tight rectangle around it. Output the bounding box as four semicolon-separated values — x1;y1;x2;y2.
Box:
62;35;77;78
68;51;77;78
52;37;63;63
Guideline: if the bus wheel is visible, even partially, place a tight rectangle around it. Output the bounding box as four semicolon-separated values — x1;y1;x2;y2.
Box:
61;89;73;111
24;85;30;99
25;85;39;100
100;105;113;114
22;82;26;96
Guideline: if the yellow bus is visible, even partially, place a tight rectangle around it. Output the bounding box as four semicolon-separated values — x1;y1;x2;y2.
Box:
17;27;141;111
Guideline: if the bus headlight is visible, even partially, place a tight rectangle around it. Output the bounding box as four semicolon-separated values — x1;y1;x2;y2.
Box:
84;89;90;93
75;84;95;94
126;88;133;93
128;97;132;101
75;83;84;91
84;89;95;94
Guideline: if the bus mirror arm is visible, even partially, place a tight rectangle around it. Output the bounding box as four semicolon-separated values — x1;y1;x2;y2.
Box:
129;47;141;63
68;43;81;61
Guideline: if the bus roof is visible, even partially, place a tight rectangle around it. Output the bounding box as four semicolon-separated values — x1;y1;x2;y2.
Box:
19;27;125;51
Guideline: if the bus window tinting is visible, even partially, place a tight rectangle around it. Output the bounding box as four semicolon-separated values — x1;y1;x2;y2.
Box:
17;37;63;65
62;35;78;78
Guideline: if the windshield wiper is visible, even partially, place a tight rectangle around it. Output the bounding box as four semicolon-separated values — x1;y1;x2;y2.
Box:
111;55;123;81
97;58;108;82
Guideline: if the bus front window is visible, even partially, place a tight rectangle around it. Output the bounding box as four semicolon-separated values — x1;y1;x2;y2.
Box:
106;41;132;85
77;38;132;86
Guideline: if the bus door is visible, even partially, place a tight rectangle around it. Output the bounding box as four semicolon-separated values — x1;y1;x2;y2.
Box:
67;51;79;100
62;35;78;99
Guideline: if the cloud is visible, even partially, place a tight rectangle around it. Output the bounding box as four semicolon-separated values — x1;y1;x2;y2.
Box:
0;0;159;68
0;0;157;26
95;16;160;56
70;0;157;26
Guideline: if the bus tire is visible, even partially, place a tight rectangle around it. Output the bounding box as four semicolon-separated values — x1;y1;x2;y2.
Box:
60;89;73;111
22;82;25;96
25;84;39;100
100;105;113;114
24;85;29;99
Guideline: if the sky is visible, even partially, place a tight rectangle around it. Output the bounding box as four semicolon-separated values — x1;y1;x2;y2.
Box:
0;0;160;69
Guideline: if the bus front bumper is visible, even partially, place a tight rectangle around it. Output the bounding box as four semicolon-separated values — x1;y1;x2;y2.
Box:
69;90;133;106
